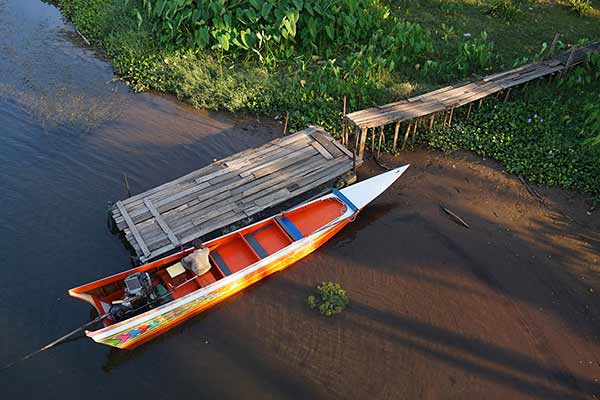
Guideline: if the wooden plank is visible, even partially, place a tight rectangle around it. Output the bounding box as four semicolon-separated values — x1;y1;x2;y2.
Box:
358;128;367;160
311;141;334;160
143;198;179;246
311;130;343;158
332;139;354;160
247;147;319;179
254;188;291;207
116;200;150;258
240;145;316;177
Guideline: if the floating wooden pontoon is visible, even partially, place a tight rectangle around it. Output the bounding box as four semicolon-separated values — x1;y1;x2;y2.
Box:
111;126;358;263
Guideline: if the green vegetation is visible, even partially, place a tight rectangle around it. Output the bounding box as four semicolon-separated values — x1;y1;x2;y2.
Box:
55;0;600;200
307;282;349;316
55;0;600;131
427;53;600;201
567;0;595;16
487;0;521;20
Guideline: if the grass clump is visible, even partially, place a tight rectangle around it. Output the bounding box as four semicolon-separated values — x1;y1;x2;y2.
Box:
487;0;521;20
307;282;349;317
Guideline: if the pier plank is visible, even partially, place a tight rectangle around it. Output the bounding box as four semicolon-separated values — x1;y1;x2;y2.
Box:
116;201;150;258
345;43;600;140
143;199;179;246
311;130;343;158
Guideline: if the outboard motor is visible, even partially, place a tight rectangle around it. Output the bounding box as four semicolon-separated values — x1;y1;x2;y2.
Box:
124;272;153;298
109;272;158;322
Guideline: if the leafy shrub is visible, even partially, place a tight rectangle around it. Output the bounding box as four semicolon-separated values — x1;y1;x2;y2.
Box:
567;0;593;16
487;0;520;20
454;31;497;75
583;102;600;146
140;0;433;68
559;52;600;89
307;282;349;316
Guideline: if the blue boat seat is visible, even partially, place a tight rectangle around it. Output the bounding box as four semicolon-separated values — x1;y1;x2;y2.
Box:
210;251;232;276
275;216;304;241
244;233;268;258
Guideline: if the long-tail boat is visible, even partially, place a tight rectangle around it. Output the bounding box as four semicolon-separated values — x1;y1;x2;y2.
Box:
69;165;409;349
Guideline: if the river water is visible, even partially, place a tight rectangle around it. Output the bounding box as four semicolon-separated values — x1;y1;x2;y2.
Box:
0;0;298;397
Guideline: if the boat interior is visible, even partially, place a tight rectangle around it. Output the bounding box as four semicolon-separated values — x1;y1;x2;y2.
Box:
72;197;348;326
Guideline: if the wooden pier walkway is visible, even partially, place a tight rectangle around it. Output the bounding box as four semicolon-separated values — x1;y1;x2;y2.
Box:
111;126;357;262
346;42;600;160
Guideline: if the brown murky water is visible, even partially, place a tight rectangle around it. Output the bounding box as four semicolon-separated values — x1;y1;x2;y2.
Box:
2;1;600;399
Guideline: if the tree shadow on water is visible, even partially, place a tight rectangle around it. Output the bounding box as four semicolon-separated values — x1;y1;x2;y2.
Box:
347;300;599;400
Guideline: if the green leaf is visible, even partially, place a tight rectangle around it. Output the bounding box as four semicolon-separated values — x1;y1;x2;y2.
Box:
261;2;272;18
325;24;334;41
215;32;230;51
249;0;262;11
195;26;210;48
307;17;317;40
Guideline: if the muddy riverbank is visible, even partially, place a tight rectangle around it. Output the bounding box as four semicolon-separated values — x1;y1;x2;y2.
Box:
1;0;600;399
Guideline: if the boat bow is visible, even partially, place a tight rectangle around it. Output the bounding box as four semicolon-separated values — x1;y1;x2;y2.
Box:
338;165;409;210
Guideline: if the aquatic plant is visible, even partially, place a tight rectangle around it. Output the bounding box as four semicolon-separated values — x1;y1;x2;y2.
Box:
307;282;349;316
139;0;433;68
487;0;520;20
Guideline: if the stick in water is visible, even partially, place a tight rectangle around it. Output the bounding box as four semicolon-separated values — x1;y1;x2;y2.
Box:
440;205;470;229
1;313;107;371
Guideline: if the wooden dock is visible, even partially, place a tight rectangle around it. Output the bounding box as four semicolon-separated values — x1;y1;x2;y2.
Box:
346;42;600;159
111;126;357;262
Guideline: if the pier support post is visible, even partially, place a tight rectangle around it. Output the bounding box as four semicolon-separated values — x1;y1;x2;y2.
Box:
371;128;375;152
342;96;348;145
377;126;384;159
411;118;419;147
283;112;289;135
549;33;560;58
393;122;400;151
402;122;412;150
358;127;368;160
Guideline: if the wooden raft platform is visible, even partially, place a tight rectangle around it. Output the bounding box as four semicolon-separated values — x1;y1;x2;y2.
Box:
111;127;357;262
346;42;600;159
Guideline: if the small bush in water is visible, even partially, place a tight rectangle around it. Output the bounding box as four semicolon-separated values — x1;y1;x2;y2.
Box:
307;282;349;316
487;0;520;20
